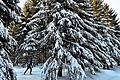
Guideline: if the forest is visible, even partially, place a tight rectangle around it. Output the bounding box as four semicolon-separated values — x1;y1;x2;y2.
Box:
0;0;120;80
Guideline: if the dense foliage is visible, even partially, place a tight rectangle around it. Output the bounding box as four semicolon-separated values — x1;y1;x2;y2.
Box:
1;0;120;80
18;0;120;80
0;0;21;79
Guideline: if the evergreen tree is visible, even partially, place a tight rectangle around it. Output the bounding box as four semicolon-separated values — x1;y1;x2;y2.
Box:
23;0;39;19
107;8;120;28
21;0;120;80
88;0;119;28
0;0;21;79
89;0;104;21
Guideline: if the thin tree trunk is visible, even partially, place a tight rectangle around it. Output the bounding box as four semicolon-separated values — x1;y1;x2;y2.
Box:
58;66;62;77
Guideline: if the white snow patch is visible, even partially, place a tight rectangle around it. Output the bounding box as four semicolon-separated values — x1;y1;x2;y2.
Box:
14;66;120;80
85;67;120;80
14;66;42;80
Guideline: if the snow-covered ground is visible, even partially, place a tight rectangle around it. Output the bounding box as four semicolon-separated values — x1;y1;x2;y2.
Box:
14;66;120;80
14;66;41;80
85;67;120;80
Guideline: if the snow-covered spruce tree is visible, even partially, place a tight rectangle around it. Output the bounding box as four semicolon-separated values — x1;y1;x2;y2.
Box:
0;0;21;80
107;7;120;29
101;4;120;28
18;0;39;58
88;0;119;28
9;0;39;65
89;0;104;21
23;0;39;19
23;0;120;80
20;30;38;56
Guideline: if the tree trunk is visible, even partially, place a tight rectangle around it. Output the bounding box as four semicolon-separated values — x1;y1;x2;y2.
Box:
58;66;62;77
